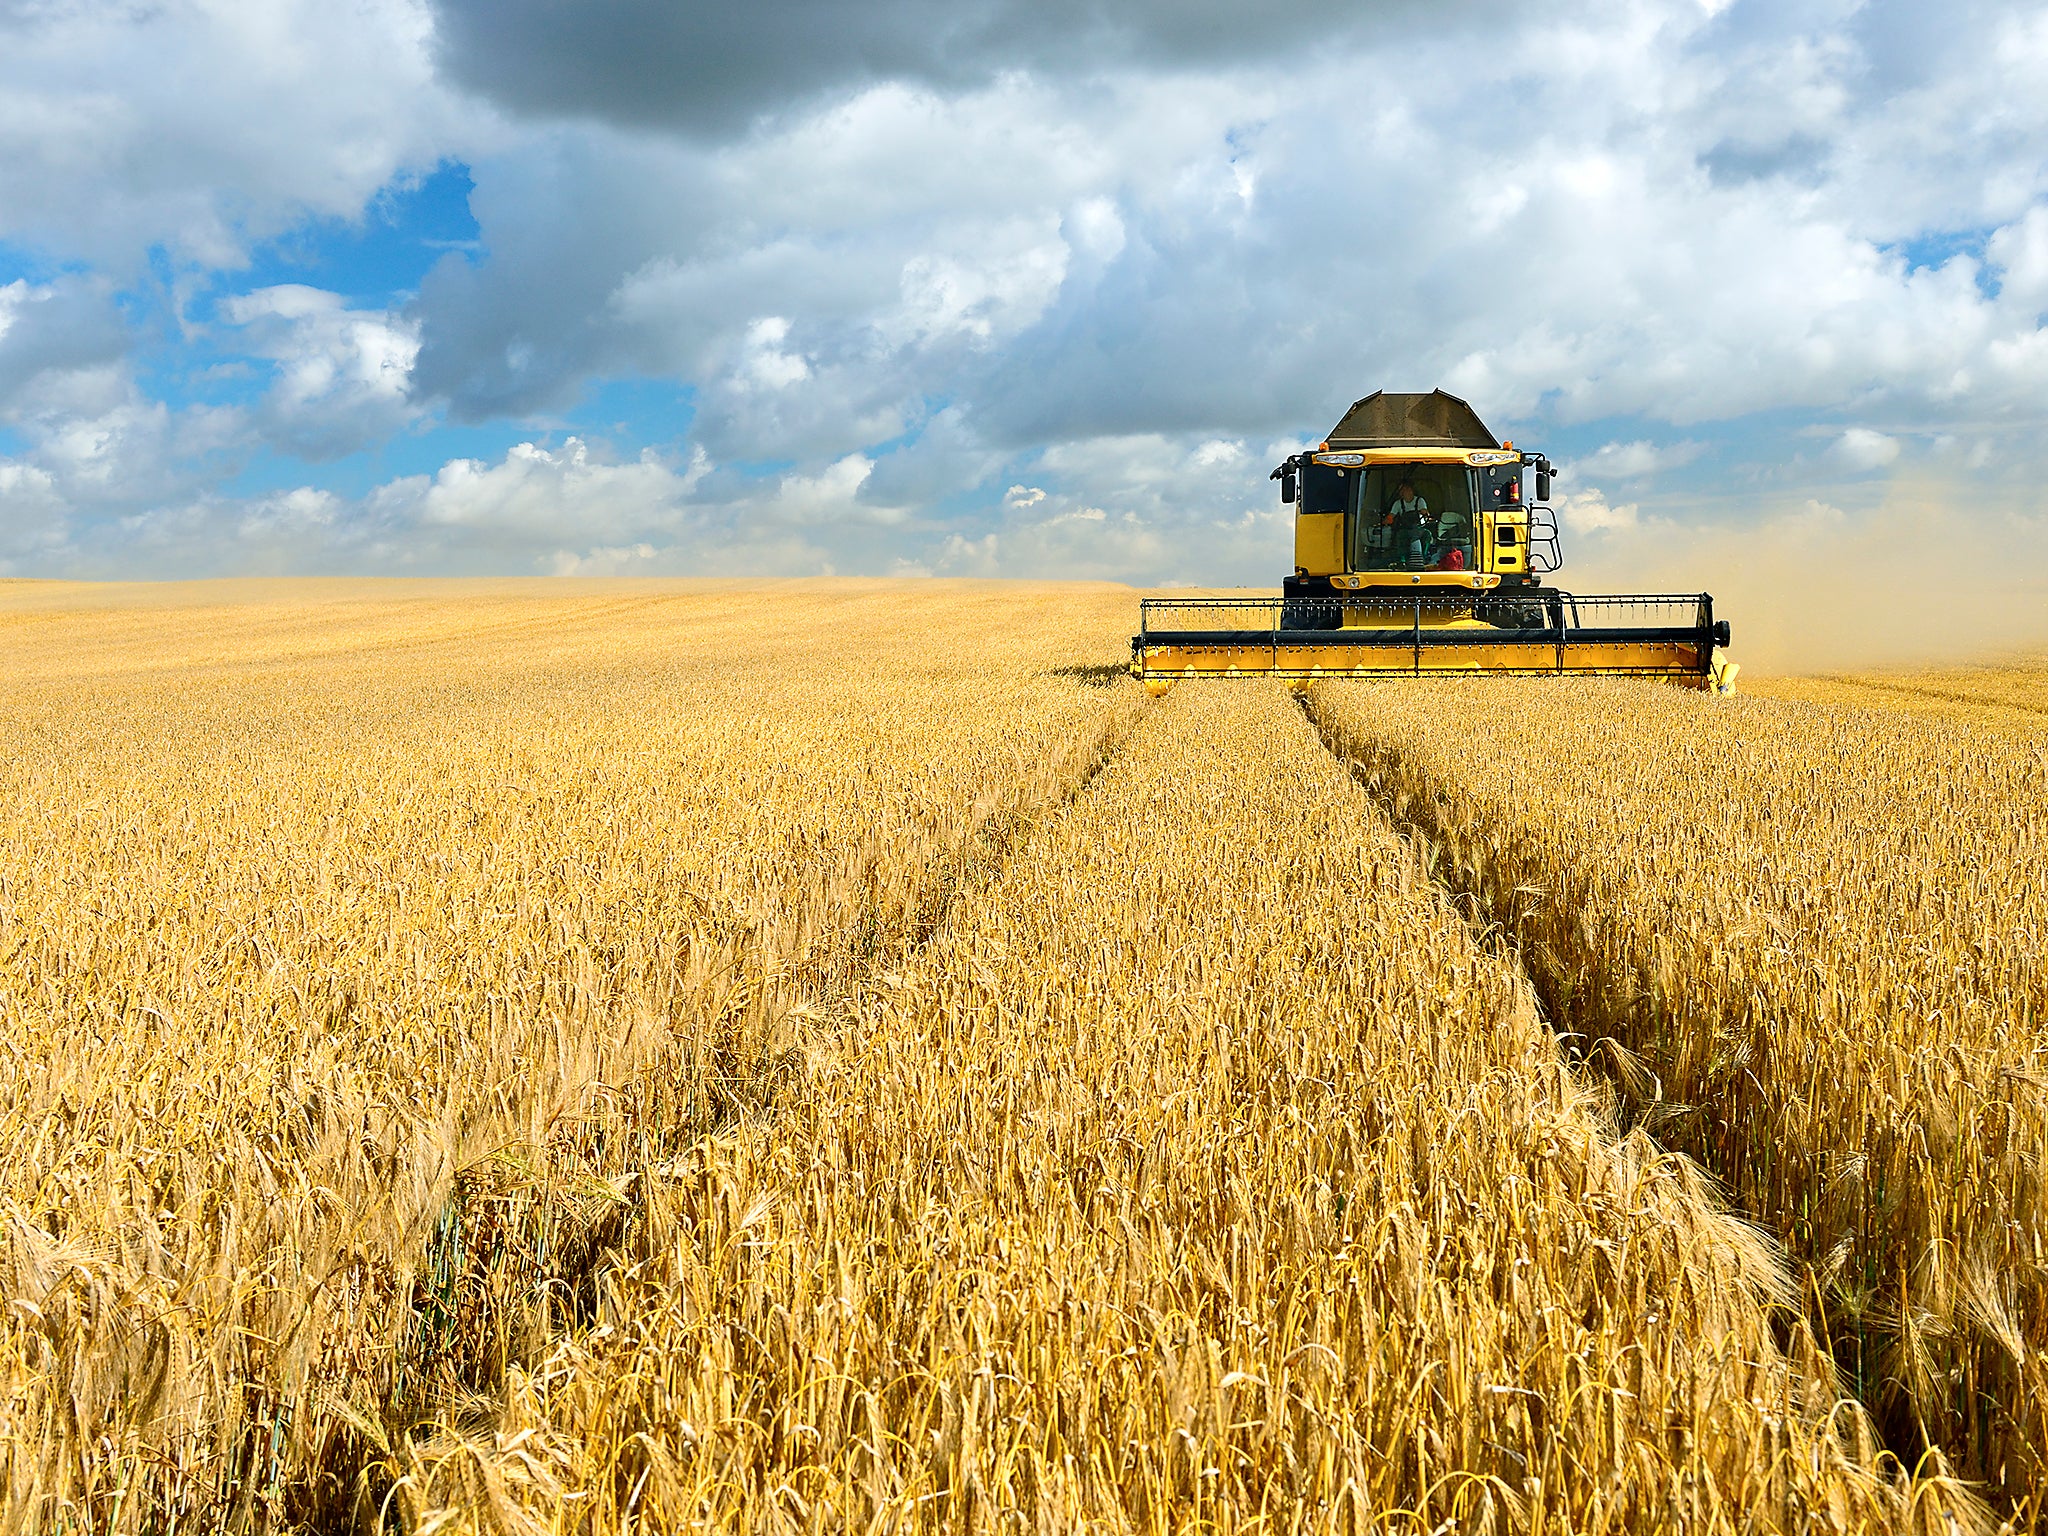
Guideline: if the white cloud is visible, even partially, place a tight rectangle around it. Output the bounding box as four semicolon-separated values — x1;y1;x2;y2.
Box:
0;274;131;412
237;486;342;537
892;217;1069;346
400;438;685;543
2;364;242;518
1573;440;1702;480
910;430;1285;582
1064;196;1126;263
8;0;2048;589
374;3;2048;549
547;541;658;576
110;436;826;576
37;399;169;491
1830;427;1902;471
116;435;906;576
755;452;893;525
0;458;69;570
0;0;482;268
221;286;422;458
411;71;1266;444
1555;486;1640;535
1991;206;2048;309
733;317;811;391
932;507;1167;580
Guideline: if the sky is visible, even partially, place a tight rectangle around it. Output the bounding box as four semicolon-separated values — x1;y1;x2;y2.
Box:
3;0;2048;612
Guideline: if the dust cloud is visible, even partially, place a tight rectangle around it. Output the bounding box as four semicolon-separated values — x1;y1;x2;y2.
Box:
1566;479;2048;676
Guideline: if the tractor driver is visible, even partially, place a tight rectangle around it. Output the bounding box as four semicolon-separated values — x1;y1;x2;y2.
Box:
1383;478;1432;569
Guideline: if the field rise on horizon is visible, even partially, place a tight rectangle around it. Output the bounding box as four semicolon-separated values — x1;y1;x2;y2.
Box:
1;579;2045;1534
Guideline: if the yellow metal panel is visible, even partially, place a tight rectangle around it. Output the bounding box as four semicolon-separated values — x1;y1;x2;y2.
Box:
1489;509;1528;575
1294;512;1345;575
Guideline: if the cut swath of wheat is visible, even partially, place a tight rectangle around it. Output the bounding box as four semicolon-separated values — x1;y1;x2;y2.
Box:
0;579;2036;1532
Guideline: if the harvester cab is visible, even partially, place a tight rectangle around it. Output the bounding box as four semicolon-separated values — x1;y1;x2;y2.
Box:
1130;389;1737;696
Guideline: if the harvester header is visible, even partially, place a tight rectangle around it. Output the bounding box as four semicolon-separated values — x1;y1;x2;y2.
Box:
1129;389;1736;695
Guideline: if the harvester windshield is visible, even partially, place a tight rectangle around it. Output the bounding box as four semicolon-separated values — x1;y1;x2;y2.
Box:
1355;466;1474;572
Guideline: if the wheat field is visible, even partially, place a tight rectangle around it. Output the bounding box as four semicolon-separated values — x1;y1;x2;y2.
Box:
1309;665;2048;1521
0;579;2037;1533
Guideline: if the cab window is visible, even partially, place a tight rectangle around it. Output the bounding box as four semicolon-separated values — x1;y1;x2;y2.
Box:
1353;465;1476;571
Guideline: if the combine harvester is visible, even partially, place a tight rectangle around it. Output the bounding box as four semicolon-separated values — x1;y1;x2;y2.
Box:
1130;390;1737;695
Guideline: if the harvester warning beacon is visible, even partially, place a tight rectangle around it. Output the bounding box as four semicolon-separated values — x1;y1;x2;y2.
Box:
1128;389;1737;695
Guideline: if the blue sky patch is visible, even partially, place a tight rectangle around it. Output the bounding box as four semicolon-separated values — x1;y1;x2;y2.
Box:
231;161;480;310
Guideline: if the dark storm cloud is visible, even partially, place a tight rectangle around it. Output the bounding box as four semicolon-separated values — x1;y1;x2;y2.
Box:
427;0;1506;135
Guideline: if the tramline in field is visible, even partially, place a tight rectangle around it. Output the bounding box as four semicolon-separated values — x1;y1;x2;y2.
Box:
1130;389;1739;694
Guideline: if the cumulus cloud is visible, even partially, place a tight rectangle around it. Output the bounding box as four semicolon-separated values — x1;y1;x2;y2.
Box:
916;431;1283;582
0;359;243;530
0;458;69;572
1573;440;1703;481
7;0;2048;596
732;317;811;393
408;74;1235;443
890;217;1069;346
109;437;694;576
0;0;478;268
1829;427;1903;471
82;425;1262;583
1990;206;2048;308
109;435;902;577
221;286;422;458
1555;487;1640;536
405;0;2048;476
364;0;2048;577
394;438;692;545
547;541;658;577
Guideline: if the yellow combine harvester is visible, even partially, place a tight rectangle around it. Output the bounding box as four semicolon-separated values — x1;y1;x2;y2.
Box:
1130;390;1737;695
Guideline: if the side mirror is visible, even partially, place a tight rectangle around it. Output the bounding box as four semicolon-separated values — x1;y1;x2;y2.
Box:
1280;466;1297;504
1535;468;1552;502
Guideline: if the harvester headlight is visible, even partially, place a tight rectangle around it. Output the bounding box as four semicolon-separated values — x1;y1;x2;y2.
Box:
1314;452;1365;466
